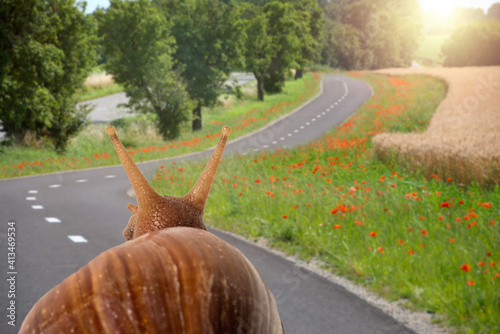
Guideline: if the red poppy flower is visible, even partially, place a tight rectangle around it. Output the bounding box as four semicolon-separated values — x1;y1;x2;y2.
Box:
370;232;377;237
466;281;475;286
461;264;471;272
440;202;450;208
421;229;428;236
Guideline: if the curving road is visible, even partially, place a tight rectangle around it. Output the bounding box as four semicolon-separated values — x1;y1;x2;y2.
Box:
0;75;414;333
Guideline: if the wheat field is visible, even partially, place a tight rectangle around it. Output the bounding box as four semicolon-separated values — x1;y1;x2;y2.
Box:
84;72;115;88
372;67;500;185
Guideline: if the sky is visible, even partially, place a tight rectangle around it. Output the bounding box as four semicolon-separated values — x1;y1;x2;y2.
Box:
82;0;498;14
83;0;109;13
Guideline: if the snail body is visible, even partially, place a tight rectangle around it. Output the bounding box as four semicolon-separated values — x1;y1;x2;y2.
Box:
20;126;283;334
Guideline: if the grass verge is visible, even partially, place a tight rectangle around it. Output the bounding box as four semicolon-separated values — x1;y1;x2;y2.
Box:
152;73;499;334
76;84;125;102
0;72;321;179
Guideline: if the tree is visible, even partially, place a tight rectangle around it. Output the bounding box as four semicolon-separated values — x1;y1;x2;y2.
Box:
99;0;191;139
321;0;423;70
0;0;97;151
322;21;364;70
153;0;244;131
487;3;500;21
240;3;274;101
442;20;500;67
284;0;325;79
263;1;303;93
451;7;486;27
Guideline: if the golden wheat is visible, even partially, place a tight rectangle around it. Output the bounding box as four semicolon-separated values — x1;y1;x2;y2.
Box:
84;72;115;89
372;67;500;185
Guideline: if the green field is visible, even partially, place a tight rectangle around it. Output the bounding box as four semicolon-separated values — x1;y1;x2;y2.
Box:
153;73;499;334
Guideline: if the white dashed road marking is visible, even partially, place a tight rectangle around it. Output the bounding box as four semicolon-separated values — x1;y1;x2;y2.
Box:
31;205;44;210
45;217;61;223
26;197;36;201
68;235;88;243
105;175;116;179
49;184;61;188
28;190;38;194
75;179;88;183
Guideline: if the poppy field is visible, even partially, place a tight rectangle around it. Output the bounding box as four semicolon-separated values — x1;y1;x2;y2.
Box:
153;73;499;333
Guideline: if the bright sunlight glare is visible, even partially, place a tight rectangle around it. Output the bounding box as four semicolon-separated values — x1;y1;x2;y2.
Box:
419;0;456;19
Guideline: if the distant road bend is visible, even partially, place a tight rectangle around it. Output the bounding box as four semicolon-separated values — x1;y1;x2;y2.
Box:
0;74;418;333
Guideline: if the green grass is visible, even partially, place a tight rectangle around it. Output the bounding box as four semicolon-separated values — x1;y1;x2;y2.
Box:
415;34;449;66
153;73;500;334
76;84;125;102
0;72;322;178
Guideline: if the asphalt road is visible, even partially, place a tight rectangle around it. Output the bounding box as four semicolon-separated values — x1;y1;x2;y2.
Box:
0;74;414;334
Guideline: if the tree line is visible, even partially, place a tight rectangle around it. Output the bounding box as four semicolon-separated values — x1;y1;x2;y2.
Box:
441;3;500;67
2;0;499;152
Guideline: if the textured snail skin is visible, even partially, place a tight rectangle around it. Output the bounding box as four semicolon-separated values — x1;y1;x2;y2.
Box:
20;125;284;333
20;228;283;334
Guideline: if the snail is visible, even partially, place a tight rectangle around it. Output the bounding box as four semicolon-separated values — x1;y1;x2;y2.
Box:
20;125;283;334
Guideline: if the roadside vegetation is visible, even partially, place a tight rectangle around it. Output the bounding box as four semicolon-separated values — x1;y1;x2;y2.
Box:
0;72;320;179
76;70;124;102
153;73;499;334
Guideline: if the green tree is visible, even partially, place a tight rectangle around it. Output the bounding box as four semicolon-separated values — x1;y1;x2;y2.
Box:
263;1;302;93
322;0;423;70
0;0;97;151
284;0;325;79
322;21;364;70
487;3;500;21
240;3;274;101
442;20;500;67
99;0;191;139
153;0;244;131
